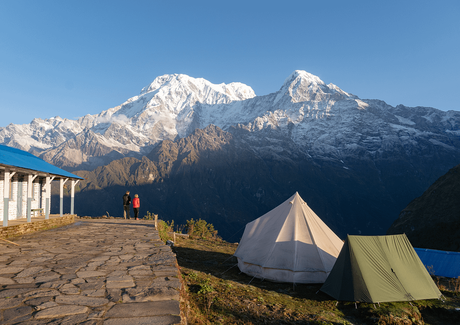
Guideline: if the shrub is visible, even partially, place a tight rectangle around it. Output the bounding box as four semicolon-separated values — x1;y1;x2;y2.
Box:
198;282;215;294
186;218;217;239
158;219;174;242
144;211;157;221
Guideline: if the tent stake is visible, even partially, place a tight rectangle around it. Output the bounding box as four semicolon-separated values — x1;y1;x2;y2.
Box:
335;301;338;306
355;302;358;309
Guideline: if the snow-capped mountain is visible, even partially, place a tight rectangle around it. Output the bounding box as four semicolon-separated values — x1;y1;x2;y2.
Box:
1;70;459;172
3;70;460;238
0;73;255;168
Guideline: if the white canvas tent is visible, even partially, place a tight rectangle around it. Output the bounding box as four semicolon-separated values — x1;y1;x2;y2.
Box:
233;192;343;283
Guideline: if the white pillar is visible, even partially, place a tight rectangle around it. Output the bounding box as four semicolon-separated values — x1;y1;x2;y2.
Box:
45;176;49;219
3;171;10;227
21;178;27;218
45;176;54;219
70;179;79;215
10;175;18;219
27;174;37;222
60;178;68;217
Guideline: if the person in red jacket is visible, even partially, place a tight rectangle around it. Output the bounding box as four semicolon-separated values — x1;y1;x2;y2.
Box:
132;194;140;220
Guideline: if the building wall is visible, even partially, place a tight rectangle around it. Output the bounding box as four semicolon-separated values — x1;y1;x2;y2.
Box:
31;180;40;210
1;177;44;221
1;171;73;222
0;215;75;238
8;177;18;219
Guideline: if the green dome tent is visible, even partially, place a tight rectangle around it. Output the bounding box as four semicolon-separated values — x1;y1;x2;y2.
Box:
320;234;442;303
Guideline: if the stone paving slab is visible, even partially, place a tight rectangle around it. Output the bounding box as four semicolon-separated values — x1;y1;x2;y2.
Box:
103;315;182;325
0;218;183;324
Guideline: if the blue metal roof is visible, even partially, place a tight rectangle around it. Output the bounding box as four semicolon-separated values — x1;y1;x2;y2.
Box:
0;144;83;179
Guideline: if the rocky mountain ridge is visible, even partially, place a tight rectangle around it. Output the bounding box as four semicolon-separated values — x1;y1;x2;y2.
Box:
0;73;255;169
387;163;460;251
64;122;460;241
2;70;460;240
2;70;459;172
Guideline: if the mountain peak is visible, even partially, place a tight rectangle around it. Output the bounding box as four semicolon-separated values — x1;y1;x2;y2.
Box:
139;73;255;99
279;70;355;102
139;74;191;95
283;70;325;88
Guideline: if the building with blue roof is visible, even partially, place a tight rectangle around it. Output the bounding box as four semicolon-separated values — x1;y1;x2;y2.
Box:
0;144;83;227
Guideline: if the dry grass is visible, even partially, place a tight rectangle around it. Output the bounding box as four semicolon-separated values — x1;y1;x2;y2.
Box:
451;277;460;292
173;237;460;325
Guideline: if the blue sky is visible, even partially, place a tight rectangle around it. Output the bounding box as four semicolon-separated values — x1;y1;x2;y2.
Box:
1;0;459;127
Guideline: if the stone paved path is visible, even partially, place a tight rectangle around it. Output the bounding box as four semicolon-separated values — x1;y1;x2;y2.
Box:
0;218;182;324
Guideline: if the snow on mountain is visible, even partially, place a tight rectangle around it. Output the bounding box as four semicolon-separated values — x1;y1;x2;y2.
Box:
275;70;356;104
86;73;256;142
0;117;84;152
0;73;256;168
1;70;459;170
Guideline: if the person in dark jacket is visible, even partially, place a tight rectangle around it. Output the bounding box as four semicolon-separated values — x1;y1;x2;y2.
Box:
132;194;140;220
123;191;131;219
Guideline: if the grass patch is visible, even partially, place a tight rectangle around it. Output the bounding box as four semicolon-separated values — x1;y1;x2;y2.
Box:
173;236;460;325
